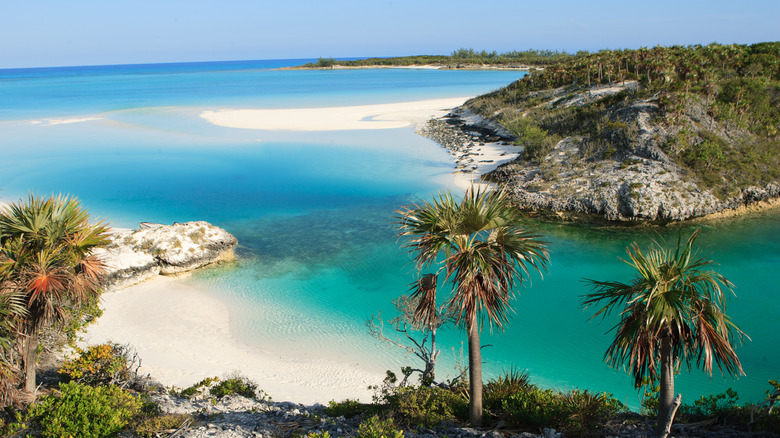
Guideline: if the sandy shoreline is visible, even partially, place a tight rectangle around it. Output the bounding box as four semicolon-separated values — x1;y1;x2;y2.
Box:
200;97;469;131
83;276;385;404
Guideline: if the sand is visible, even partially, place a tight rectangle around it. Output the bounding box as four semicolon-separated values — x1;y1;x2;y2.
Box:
200;97;470;131
82;276;385;404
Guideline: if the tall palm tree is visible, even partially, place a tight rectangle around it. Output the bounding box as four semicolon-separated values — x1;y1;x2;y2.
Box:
0;194;108;395
582;230;746;435
397;186;549;426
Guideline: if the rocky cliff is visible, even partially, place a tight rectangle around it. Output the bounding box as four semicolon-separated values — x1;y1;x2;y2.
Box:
94;221;238;291
422;82;779;224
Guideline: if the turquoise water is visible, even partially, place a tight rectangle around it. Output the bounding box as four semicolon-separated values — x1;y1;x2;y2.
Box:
1;60;778;409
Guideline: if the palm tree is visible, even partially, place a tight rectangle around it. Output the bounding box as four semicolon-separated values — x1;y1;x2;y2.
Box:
0;194;108;395
397;186;549;426
582;230;746;436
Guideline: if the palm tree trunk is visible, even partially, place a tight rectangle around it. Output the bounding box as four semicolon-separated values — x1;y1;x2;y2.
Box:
467;312;483;427
426;328;438;385
656;335;675;435
24;326;38;395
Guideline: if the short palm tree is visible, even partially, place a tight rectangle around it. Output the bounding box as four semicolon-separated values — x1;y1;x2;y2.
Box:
582;230;746;435
0;194;108;395
397;186;549;426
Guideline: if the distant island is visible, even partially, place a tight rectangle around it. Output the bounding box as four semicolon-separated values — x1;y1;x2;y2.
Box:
417;43;780;223
290;48;573;70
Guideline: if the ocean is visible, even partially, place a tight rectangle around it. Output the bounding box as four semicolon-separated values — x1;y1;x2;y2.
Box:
1;59;778;409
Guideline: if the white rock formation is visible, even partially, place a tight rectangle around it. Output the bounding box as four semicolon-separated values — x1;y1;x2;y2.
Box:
95;221;237;291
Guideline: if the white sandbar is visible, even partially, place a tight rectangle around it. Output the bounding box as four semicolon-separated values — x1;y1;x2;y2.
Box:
82;276;384;404
200;97;470;131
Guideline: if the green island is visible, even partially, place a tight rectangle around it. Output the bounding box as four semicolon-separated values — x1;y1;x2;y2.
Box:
295;49;572;69
2;44;780;437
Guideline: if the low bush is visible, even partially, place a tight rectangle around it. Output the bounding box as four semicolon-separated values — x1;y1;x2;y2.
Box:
383;385;468;428
211;376;258;399
24;382;141;438
483;368;532;414
178;376;220;398
59;343;139;387
356;415;404;438
492;381;625;434
326;398;378;418
134;413;192;437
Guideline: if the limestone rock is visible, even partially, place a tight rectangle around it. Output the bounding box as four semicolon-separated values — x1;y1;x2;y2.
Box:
422;89;779;223
95;221;237;291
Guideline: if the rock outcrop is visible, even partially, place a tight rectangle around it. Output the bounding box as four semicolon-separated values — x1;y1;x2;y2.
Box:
423;85;780;223
95;221;237;291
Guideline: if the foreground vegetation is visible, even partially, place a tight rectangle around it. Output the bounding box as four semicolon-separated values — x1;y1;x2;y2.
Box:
465;42;780;199
2;343;778;437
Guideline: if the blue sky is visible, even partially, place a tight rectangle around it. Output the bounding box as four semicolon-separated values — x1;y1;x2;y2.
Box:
1;0;778;69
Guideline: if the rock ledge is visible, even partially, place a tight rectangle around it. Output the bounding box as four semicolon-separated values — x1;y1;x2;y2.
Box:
94;221;237;291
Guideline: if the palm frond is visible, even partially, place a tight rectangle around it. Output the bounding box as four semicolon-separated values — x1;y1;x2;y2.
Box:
397;185;549;331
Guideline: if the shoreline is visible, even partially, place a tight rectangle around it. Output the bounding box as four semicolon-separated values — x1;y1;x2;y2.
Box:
83;276;385;404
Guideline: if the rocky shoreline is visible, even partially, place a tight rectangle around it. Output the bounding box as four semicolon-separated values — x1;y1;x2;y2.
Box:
420;95;780;224
94;221;238;291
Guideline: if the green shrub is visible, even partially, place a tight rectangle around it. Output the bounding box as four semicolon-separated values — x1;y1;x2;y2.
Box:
356;415;404;438
59;343;136;386
134;413;192;437
484;368;532;414
26;382;141;438
559;389;627;436
210;376;258;399
678;388;740;421
496;385;625;434
326;398;377;418
500;386;568;432
63;293;104;345
178;376;220;398
384;386;468;428
301;432;332;438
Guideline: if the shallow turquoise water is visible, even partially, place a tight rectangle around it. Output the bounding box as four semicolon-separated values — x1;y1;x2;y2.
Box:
1;60;778;409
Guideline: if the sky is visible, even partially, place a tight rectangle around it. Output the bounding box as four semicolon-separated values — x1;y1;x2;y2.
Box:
1;0;778;69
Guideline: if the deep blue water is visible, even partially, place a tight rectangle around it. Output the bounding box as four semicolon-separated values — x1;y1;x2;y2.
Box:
1;59;778;409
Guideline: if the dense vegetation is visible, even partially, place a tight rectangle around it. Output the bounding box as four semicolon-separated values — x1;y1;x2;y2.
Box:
300;48;573;68
466;42;780;199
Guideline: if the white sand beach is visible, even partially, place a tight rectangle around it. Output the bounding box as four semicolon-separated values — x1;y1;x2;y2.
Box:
200;97;470;131
82;276;385;404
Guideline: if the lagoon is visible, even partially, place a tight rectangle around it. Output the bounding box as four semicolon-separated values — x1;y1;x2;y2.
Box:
1;60;778;408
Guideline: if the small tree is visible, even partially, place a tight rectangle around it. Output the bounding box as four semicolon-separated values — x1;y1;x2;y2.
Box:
367;279;451;386
582;230;746;437
0;194;109;396
397;186;549;426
